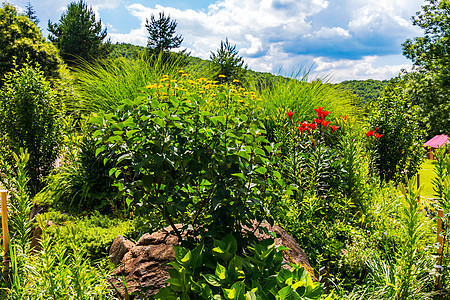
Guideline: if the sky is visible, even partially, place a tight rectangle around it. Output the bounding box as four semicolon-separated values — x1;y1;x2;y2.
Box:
8;0;425;83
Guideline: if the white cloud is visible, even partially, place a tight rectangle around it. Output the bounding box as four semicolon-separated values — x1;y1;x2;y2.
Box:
7;0;425;81
312;56;413;82
304;26;351;39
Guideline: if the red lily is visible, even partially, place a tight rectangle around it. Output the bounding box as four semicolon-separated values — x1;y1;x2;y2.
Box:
366;130;374;137
329;125;339;132
376;133;383;139
286;111;294;119
322;120;331;127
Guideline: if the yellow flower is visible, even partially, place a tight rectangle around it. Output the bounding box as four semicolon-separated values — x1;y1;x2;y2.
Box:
182;74;188;77
232;79;239;83
171;80;177;83
162;74;169;78
178;70;185;73
238;87;245;91
218;74;226;78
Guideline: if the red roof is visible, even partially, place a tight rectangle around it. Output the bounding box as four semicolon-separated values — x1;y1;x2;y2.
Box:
424;134;450;148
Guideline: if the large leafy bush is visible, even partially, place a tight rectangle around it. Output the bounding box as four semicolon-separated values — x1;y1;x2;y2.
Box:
366;82;426;183
0;62;62;195
90;74;282;243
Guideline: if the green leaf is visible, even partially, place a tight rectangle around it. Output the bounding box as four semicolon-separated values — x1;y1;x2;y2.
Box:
278;286;293;300
232;173;246;181
203;274;222;287
254;166;267;175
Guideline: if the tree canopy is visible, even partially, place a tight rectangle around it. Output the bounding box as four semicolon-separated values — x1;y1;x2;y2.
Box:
0;3;63;84
210;38;247;83
48;0;111;66
401;0;450;137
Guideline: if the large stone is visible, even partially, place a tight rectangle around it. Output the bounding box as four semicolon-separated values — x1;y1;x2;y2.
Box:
30;220;56;252
110;222;313;298
109;235;135;265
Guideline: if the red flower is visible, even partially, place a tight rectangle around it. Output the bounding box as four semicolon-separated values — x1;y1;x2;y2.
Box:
366;130;374;137
286;111;294;119
329;125;340;132
342;115;348;120
376;133;383;139
375;127;379;132
322;120;331;127
309;123;317;130
314;118;322;124
314;106;324;115
322;110;330;118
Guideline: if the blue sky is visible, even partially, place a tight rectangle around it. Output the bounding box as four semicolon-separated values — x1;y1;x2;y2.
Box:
9;0;425;82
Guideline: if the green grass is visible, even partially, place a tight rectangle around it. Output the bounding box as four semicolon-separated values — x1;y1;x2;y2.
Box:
418;159;436;200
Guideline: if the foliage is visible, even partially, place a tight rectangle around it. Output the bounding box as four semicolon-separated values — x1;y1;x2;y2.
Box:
0;3;63;84
335;79;389;104
44;116;121;213
366;81;426;183
72;53;192;113
247;69;358;142
6;215;114;299
46;211;133;260
156;234;324;300
395;177;430;299
210;38;247;84
6;149;34;254
401;0;450;138
432;146;450;295
146;11;183;53
90;73;282;243
0;62;62;196
48;0;112;66
110;43;146;60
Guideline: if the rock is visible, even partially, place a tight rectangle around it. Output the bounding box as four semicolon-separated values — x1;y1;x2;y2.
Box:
110;222;314;298
30;220;56;252
251;221;316;278
109;235;135;265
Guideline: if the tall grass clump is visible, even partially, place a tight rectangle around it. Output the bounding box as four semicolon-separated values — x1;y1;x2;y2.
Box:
72;51;207;113
248;68;359;140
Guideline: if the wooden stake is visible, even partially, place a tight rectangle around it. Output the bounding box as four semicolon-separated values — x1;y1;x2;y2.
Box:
1;190;9;275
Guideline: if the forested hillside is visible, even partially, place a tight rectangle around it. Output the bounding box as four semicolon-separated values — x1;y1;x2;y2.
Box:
334;79;389;103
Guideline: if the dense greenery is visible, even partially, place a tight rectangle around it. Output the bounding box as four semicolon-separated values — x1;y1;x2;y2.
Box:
1;2;449;299
48;0;112;65
335;79;389;104
0;3;63;84
401;0;450;138
0;62;62;196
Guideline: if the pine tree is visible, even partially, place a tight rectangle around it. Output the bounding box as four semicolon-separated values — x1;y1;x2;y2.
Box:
25;1;39;25
210;38;247;83
145;12;183;54
48;0;111;65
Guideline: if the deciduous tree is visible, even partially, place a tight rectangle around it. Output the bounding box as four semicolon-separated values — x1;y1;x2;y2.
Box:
402;0;450;137
0;3;63;84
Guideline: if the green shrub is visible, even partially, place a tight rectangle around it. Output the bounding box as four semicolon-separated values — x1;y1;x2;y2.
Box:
366;81;426;183
44;117;121;213
156;233;324;299
90;74;282;244
7;216;114;300
0;3;64;85
0;62;62;195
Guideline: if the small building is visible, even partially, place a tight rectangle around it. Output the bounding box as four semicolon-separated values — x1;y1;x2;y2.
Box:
424;134;450;159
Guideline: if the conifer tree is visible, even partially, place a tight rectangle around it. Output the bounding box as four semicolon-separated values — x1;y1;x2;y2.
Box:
48;0;111;65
